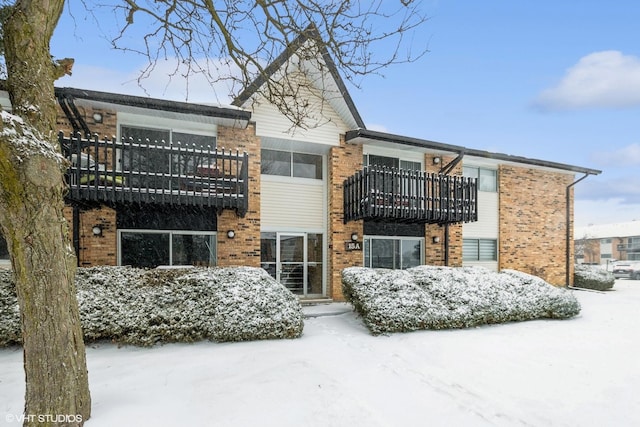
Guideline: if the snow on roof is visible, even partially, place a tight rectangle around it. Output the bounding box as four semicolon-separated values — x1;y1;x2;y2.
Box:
575;220;640;239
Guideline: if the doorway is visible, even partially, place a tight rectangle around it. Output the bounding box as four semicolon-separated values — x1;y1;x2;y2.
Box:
261;232;324;297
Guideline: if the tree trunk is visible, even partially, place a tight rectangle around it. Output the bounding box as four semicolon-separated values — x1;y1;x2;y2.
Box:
0;1;91;426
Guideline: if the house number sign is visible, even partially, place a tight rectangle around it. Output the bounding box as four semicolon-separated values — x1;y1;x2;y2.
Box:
345;241;362;251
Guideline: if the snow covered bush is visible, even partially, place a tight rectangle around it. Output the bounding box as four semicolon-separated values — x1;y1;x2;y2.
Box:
573;264;615;291
342;266;581;335
0;266;303;346
0;270;21;346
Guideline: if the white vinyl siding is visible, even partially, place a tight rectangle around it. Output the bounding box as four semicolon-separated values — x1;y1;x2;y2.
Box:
261;179;325;228
464;191;498;238
249;75;350;146
463;191;499;271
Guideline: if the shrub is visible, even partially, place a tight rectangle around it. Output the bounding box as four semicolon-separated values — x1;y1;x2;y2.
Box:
0;266;303;347
342;266;581;335
573;264;615;291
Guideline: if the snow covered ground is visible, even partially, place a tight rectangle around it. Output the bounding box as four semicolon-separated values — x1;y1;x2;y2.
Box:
1;280;639;427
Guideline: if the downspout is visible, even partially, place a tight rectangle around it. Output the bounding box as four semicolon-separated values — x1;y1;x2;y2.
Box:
566;173;590;286
440;151;465;266
73;205;80;267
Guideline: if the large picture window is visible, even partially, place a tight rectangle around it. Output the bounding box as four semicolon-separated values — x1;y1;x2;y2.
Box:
119;125;217;188
363;237;423;269
119;230;217;268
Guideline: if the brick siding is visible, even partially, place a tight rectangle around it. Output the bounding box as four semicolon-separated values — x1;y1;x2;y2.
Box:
328;137;363;300
499;165;574;285
215;123;261;267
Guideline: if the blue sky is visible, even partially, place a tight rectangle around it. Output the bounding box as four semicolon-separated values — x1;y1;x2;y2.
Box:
50;1;640;227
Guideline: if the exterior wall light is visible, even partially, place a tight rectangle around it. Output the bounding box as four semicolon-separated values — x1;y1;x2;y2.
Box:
351;233;359;242
433;157;441;165
227;230;235;239
92;112;103;123
92;225;103;236
432;236;440;244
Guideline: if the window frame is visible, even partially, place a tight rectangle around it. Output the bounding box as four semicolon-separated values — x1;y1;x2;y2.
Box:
363;235;424;269
463;166;497;192
463;238;498;261
261;149;324;180
118;229;217;268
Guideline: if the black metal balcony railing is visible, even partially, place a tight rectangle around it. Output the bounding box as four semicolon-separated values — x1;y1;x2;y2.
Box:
344;166;478;224
60;133;248;216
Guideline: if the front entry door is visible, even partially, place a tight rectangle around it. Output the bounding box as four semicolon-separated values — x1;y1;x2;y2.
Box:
277;233;306;295
261;232;324;297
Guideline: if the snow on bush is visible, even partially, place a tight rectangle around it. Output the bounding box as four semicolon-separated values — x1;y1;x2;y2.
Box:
0;271;21;346
342;266;581;335
573;264;615;291
0;266;303;347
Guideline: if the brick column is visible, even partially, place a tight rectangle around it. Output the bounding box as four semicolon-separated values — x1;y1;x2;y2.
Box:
424;154;463;267
215;123;261;267
328;138;363;301
499;165;574;285
63;205;118;266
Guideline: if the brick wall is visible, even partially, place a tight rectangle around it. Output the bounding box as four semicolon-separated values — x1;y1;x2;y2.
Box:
424;154;463;267
328;138;363;301
56;104;118;138
215;123;261;267
64;205;118;266
499;165;574;285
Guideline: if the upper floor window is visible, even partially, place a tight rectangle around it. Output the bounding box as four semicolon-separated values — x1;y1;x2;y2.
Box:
364;154;421;171
120;126;216;150
463;166;497;192
261;149;323;180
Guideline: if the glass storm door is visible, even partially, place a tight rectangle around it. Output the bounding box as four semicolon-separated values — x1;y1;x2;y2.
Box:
277;233;305;295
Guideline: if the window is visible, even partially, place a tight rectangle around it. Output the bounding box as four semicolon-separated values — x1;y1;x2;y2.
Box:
363;237;423;269
364;154;421;171
463;166;497;192
119;230;216;268
119;125;217;189
120;126;216;150
261;149;323;179
463;239;497;261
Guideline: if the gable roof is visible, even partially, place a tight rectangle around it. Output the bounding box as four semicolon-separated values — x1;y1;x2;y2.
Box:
232;24;366;130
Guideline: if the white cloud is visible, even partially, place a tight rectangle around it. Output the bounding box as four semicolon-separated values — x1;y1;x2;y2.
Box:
592;143;640;167
62;58;238;106
574;198;640;227
534;51;640;110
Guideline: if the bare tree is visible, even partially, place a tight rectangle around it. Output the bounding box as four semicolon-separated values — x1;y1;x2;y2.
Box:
98;0;429;128
0;1;428;425
0;2;91;426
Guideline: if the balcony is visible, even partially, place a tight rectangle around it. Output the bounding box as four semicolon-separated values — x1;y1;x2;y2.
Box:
344;166;478;224
60;133;249;216
617;243;640;253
